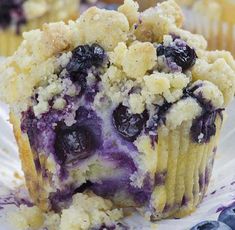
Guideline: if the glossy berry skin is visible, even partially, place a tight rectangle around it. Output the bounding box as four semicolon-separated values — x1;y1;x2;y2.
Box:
55;123;93;164
190;221;232;230
157;41;197;71
66;44;105;76
218;205;235;230
112;104;148;142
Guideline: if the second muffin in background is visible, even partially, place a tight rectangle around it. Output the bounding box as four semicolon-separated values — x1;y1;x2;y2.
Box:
0;0;79;56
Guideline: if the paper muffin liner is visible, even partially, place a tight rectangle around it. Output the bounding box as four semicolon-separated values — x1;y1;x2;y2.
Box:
182;8;235;57
150;114;223;220
0;2;78;56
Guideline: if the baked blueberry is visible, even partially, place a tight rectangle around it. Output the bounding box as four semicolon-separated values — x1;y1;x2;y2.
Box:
190;221;232;230
157;39;197;71
218;205;235;230
66;44;105;76
66;44;105;94
55;123;94;164
112;104;148;142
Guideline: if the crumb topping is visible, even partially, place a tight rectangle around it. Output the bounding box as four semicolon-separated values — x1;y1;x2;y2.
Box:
1;0;234;123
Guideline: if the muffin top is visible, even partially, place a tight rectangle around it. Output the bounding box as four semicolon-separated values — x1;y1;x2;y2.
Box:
0;0;235;130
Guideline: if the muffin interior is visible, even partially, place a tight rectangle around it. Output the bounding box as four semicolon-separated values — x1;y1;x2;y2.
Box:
19;37;225;212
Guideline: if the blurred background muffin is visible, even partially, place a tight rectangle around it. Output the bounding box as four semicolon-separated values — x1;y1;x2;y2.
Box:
180;0;235;56
80;0;119;12
0;0;79;56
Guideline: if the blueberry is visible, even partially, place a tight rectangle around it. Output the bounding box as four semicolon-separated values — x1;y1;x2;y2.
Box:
105;4;118;11
190;221;232;230
55;123;94;164
218;205;235;230
66;44;105;76
112;104;148;142
157;40;197;71
157;45;165;56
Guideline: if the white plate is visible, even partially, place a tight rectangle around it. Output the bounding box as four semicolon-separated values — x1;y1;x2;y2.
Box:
0;100;235;230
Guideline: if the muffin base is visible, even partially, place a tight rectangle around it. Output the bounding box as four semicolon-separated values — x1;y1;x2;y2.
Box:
10;107;224;220
10;112;50;211
150;115;223;220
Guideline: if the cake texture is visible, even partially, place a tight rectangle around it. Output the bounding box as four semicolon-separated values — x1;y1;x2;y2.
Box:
0;0;78;56
8;192;124;230
0;0;235;222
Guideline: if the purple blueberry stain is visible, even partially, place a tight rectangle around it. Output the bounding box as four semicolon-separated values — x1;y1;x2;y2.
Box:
211;190;216;195
155;171;167;186
199;173;205;192
0;188;33;210
163;203;172;213
145;102;172;144
183;82;224;144
49;188;75;211
191;111;217;144
181;195;189;206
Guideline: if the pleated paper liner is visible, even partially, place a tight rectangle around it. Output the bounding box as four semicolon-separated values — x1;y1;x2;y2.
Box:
183;8;235;57
147;114;223;220
0;1;78;57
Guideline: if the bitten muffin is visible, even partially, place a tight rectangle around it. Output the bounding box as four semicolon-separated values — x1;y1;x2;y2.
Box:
0;0;78;56
1;0;235;221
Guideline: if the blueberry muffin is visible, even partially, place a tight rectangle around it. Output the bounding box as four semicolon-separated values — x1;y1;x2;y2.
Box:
0;0;78;56
1;0;235;221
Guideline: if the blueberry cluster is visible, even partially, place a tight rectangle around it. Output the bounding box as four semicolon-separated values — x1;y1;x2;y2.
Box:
65;44;106;96
191;204;235;230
